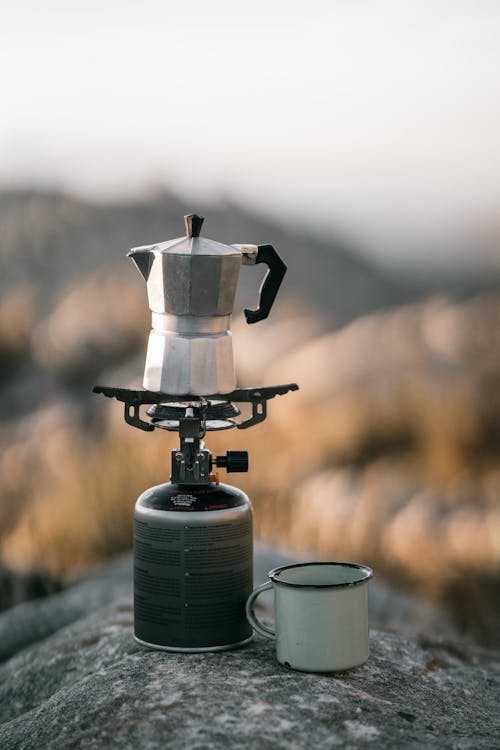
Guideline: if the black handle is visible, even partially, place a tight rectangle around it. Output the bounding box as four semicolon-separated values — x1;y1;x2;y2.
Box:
244;244;287;324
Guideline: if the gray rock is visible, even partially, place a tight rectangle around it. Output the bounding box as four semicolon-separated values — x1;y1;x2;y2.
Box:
1;545;498;748
0;553;132;662
0;599;498;750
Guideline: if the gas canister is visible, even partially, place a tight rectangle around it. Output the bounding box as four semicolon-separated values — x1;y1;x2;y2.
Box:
134;481;253;651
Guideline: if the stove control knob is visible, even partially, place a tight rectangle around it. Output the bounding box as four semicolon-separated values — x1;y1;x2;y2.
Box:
215;451;249;473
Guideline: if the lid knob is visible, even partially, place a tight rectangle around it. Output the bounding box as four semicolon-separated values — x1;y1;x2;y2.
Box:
184;214;204;238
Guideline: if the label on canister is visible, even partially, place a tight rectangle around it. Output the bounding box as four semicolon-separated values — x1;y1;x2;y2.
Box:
134;509;253;649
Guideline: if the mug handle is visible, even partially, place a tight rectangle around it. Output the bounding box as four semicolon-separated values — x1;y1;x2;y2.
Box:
246;581;276;640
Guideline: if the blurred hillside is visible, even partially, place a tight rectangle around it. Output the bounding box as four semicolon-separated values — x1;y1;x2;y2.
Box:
0;189;401;318
0;189;490;322
0;189;499;647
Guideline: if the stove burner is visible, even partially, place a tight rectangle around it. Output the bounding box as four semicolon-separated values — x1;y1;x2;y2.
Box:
147;400;241;431
93;383;299;432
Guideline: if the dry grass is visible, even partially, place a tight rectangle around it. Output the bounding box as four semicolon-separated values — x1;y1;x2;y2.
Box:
0;285;36;385
1;281;500;644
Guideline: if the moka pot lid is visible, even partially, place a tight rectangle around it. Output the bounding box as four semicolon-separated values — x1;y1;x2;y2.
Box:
128;214;241;260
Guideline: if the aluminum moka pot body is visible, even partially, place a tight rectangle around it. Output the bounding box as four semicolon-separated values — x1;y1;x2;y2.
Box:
128;214;287;396
134;480;253;651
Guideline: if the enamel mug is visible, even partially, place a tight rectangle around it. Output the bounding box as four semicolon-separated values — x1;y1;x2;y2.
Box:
246;562;373;672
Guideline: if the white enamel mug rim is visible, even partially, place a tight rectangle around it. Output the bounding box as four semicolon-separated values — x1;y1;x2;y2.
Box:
268;561;373;589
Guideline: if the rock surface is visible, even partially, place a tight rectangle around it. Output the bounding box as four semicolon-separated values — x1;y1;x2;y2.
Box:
1;546;499;748
0;553;132;662
1;607;499;749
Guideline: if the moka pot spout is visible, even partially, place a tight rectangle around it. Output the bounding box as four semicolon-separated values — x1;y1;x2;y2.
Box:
127;246;154;281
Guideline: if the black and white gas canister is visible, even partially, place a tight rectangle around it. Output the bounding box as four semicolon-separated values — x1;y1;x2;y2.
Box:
134;480;253;651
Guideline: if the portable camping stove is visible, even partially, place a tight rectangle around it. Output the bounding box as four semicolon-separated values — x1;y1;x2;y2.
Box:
94;214;297;651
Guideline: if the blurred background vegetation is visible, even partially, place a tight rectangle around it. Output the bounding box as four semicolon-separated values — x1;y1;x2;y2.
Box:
0;189;499;648
1;2;500;649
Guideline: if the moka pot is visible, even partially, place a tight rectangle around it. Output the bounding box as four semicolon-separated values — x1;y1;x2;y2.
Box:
128;214;286;396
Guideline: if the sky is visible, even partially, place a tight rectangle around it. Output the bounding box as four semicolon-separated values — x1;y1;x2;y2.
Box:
1;0;500;269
